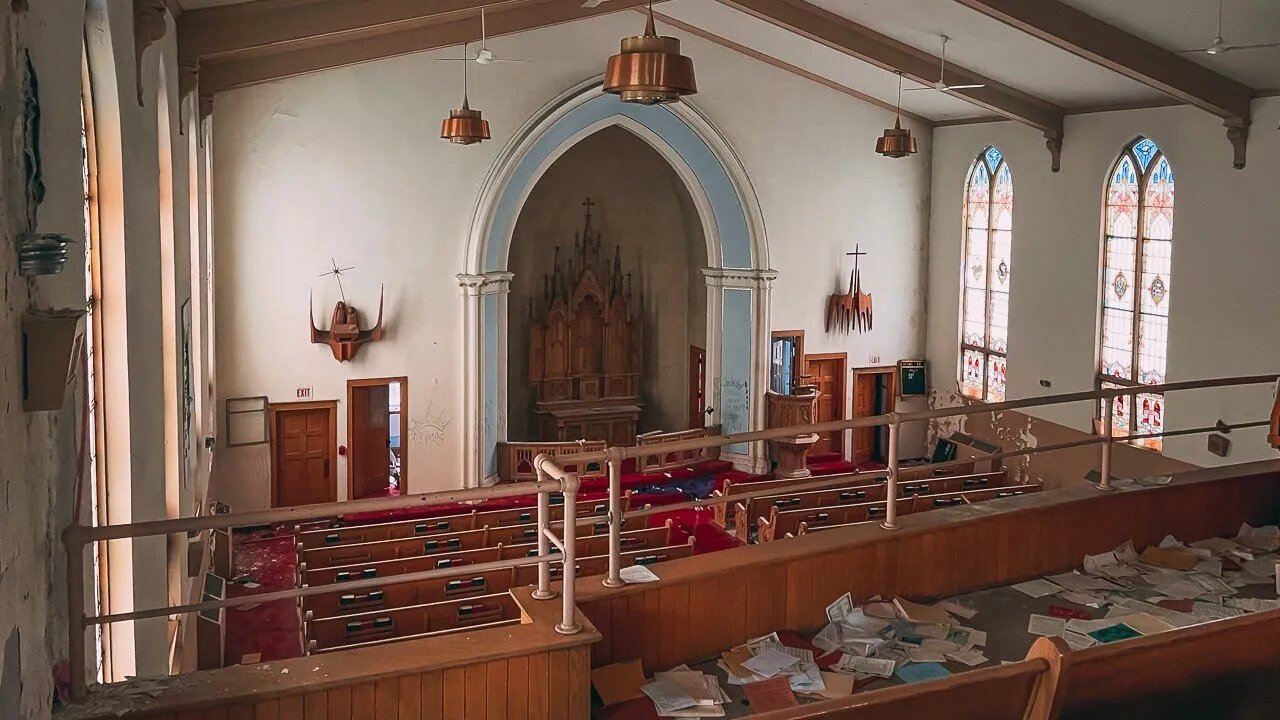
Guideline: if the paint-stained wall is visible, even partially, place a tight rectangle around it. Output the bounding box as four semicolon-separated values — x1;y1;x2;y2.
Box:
211;13;933;506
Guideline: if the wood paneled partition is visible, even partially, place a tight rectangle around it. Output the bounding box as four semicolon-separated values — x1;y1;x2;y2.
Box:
59;588;597;720
575;461;1280;672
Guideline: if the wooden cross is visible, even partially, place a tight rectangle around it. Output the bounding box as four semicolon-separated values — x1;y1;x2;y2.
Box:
845;244;867;273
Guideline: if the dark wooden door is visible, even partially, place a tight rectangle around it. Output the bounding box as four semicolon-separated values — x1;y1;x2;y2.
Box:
805;354;845;457
351;384;391;499
688;346;706;429
853;373;877;466
273;406;335;507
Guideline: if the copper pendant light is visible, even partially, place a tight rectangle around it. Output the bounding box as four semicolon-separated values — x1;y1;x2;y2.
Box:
875;73;917;159
603;0;696;105
441;43;491;145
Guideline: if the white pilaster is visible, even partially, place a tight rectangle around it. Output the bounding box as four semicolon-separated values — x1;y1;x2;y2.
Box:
457;272;514;488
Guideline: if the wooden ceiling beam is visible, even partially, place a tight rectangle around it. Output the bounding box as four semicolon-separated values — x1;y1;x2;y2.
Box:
178;0;525;64
951;0;1254;168
197;0;651;96
648;9;932;126
714;0;1066;169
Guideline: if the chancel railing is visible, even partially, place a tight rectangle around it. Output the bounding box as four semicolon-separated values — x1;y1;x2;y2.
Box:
632;425;722;473
497;439;607;481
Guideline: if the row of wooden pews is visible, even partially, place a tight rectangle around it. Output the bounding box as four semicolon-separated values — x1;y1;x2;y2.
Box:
713;465;1041;543
291;492;700;655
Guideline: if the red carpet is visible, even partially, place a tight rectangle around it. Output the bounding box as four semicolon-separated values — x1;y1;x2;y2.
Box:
223;455;873;663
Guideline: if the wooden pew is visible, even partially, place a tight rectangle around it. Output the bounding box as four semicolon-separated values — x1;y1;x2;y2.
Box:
300;524;679;587
307;617;521;655
733;471;1008;542
304;593;521;652
510;538;697;585
712;461;979;529
299;526;494;569
295;493;631;550
759;637;1068;720
757;482;1042;542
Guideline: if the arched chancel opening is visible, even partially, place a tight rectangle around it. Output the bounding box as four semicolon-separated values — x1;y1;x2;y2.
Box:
458;83;773;484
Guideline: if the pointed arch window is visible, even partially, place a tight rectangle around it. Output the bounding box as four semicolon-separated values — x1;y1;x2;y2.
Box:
960;146;1012;402
1098;137;1174;450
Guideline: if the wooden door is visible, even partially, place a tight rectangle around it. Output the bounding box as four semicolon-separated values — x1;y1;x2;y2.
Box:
852;373;877;465
272;404;336;508
688;346;706;429
350;383;391;500
804;354;846;457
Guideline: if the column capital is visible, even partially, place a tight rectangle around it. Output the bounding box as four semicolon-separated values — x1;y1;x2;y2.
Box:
702;267;778;289
456;271;515;296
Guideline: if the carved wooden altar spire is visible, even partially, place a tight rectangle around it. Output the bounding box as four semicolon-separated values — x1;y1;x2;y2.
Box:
527;198;644;446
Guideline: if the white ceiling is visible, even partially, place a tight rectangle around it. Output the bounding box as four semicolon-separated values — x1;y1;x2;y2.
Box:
180;0;1280;122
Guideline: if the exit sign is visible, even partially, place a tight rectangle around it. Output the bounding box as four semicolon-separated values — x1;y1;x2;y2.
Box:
296;386;313;399
869;354;881;365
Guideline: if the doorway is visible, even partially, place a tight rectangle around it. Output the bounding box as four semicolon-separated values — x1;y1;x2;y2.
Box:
804;353;847;458
348;377;408;500
270;401;337;507
852;368;897;466
688;346;707;429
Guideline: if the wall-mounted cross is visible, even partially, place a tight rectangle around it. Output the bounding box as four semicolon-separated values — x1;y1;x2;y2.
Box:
846;244;867;273
318;257;356;304
582;196;596;219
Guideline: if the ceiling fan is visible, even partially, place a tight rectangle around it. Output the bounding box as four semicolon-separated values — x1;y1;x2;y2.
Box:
434;8;531;65
1177;0;1279;55
903;35;985;93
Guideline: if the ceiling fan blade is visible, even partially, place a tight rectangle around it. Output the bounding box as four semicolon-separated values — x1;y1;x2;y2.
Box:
1223;42;1280;51
1173;47;1212;53
581;0;610;6
490;58;532;63
900;87;933;92
432;57;476;62
945;84;986;90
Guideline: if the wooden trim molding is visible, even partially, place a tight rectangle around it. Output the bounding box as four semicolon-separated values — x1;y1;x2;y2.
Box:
196;0;654;94
649;9;933;126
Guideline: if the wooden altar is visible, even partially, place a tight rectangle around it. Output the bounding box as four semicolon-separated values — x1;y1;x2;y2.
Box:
528;199;644;446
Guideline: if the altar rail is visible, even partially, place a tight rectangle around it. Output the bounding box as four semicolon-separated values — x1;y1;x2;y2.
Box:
497;440;606;482
633;425;722;473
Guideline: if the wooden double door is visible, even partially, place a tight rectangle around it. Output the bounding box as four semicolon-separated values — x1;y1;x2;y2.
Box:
271;402;337;508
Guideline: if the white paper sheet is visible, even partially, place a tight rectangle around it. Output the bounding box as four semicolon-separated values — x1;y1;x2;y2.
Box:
945;648;988;666
1027;614;1067;637
742;649;801;678
1012;579;1063;598
833;654;895;678
642;680;697;714
620;565;660;584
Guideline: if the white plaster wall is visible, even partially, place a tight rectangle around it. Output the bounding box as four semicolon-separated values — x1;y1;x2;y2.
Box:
211;11;933;509
507;126;707;437
925;98;1280;469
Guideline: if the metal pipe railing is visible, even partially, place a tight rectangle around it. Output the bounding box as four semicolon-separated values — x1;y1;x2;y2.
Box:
533;454;582;634
63;372;1279;702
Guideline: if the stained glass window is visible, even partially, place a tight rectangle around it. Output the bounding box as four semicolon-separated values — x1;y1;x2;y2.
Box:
1098;137;1173;450
960;147;1012;402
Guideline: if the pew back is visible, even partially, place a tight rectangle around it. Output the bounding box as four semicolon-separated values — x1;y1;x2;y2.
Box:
305;593;521;652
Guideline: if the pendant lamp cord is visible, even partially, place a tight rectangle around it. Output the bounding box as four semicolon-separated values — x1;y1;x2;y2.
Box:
895;72;903;125
461;41;470;109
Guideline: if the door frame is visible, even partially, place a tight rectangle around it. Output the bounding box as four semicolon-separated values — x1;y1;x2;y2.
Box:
346;376;409;499
804;352;847;457
852;366;897;463
269;400;338;508
770;329;806;393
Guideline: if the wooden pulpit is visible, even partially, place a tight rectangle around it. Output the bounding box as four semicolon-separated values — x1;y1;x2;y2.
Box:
766;386;821;478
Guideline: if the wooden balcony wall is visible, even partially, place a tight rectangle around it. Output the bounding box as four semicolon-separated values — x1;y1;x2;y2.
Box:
58;587;597;720
573;461;1280;673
